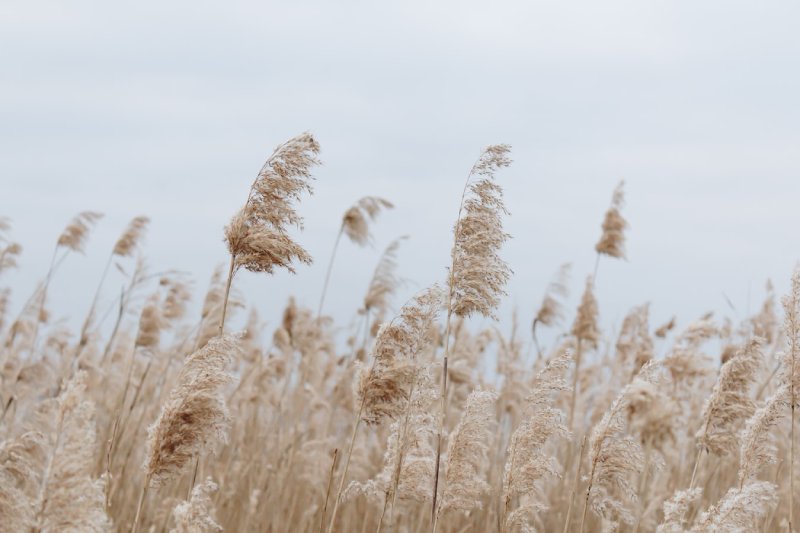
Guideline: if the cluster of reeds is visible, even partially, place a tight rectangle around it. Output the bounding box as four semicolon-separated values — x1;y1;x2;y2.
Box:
2;135;798;533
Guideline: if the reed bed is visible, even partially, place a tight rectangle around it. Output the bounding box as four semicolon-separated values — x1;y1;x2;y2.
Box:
0;134;796;532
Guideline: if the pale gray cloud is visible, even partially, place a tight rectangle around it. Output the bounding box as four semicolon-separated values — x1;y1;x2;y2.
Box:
2;0;800;344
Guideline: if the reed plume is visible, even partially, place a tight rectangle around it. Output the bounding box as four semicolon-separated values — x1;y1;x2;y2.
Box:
594;180;627;266
568;276;600;428
32;371;112;532
579;362;657;533
57;211;104;254
502;350;572;532
361;236;407;319
318;196;393;319
690;481;776;532
434;144;512;524
781;267;800;530
113;216;150;257
329;287;441;533
356;287;442;425
222;132;321;332
695;338;762;457
437;389;498;521
170;477;223;533
532;263;571;354
0;432;44;531
738;384;789;487
0;219;22;275
143;334;240;487
656;488;702;533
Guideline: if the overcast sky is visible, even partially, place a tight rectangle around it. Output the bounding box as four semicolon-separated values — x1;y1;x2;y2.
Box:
2;1;800;346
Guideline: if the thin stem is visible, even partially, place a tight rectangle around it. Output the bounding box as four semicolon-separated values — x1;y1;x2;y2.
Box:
789;394;795;531
131;480;150;533
318;448;339;533
189;458;200;499
563;436;587;533
592;252;601;284
431;309;453;531
578;459;597;533
218;254;236;337
327;402;366;533
29;246;60;358
376;496;389;533
76;252;114;360
689;448;704;491
531;318;543;359
317;226;344;320
431;154;483;529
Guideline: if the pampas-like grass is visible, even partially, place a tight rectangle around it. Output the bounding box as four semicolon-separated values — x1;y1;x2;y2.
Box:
533;263;571;330
170;477;223;533
448;145;512;320
57;211;104;254
356;287;442;425
434;144;512;526
113;216;150;258
143;334;241;487
579;362;657;533
345;364;438;523
224;132;321;276
221;132;321;335
361;236;407;319
571;277;600;351
341;196;394;247
780;267;800;530
32;371;112;532
739;384;789;487
318;196;394;319
690;481;777;532
656;488;702;533
502;350;572;532
0;431;44;531
437;389;498;520
532;263;571;356
0;219;22;275
328;287;442;533
594;181;627;261
695;338;762;457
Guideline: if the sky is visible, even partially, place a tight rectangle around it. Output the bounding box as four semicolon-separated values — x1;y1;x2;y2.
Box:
2;0;800;349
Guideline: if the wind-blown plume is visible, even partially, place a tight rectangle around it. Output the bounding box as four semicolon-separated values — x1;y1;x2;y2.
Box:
170;477;223;533
57;211;103;253
696;338;762;456
690;481;776;532
0;432;44;531
0;219;22;275
572;277;600;350
502;351;572;531
112;215;150;257
739;384;789;486
32;371;112;532
449;144;513;319
581;363;658;531
342;196;394;246
595;181;627;259
533;263;571;331
439;389;498;515
656;488;702;533
356;287;442;425
345;365;438;506
361;236;407;317
224;132;321;275
144;334;241;487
